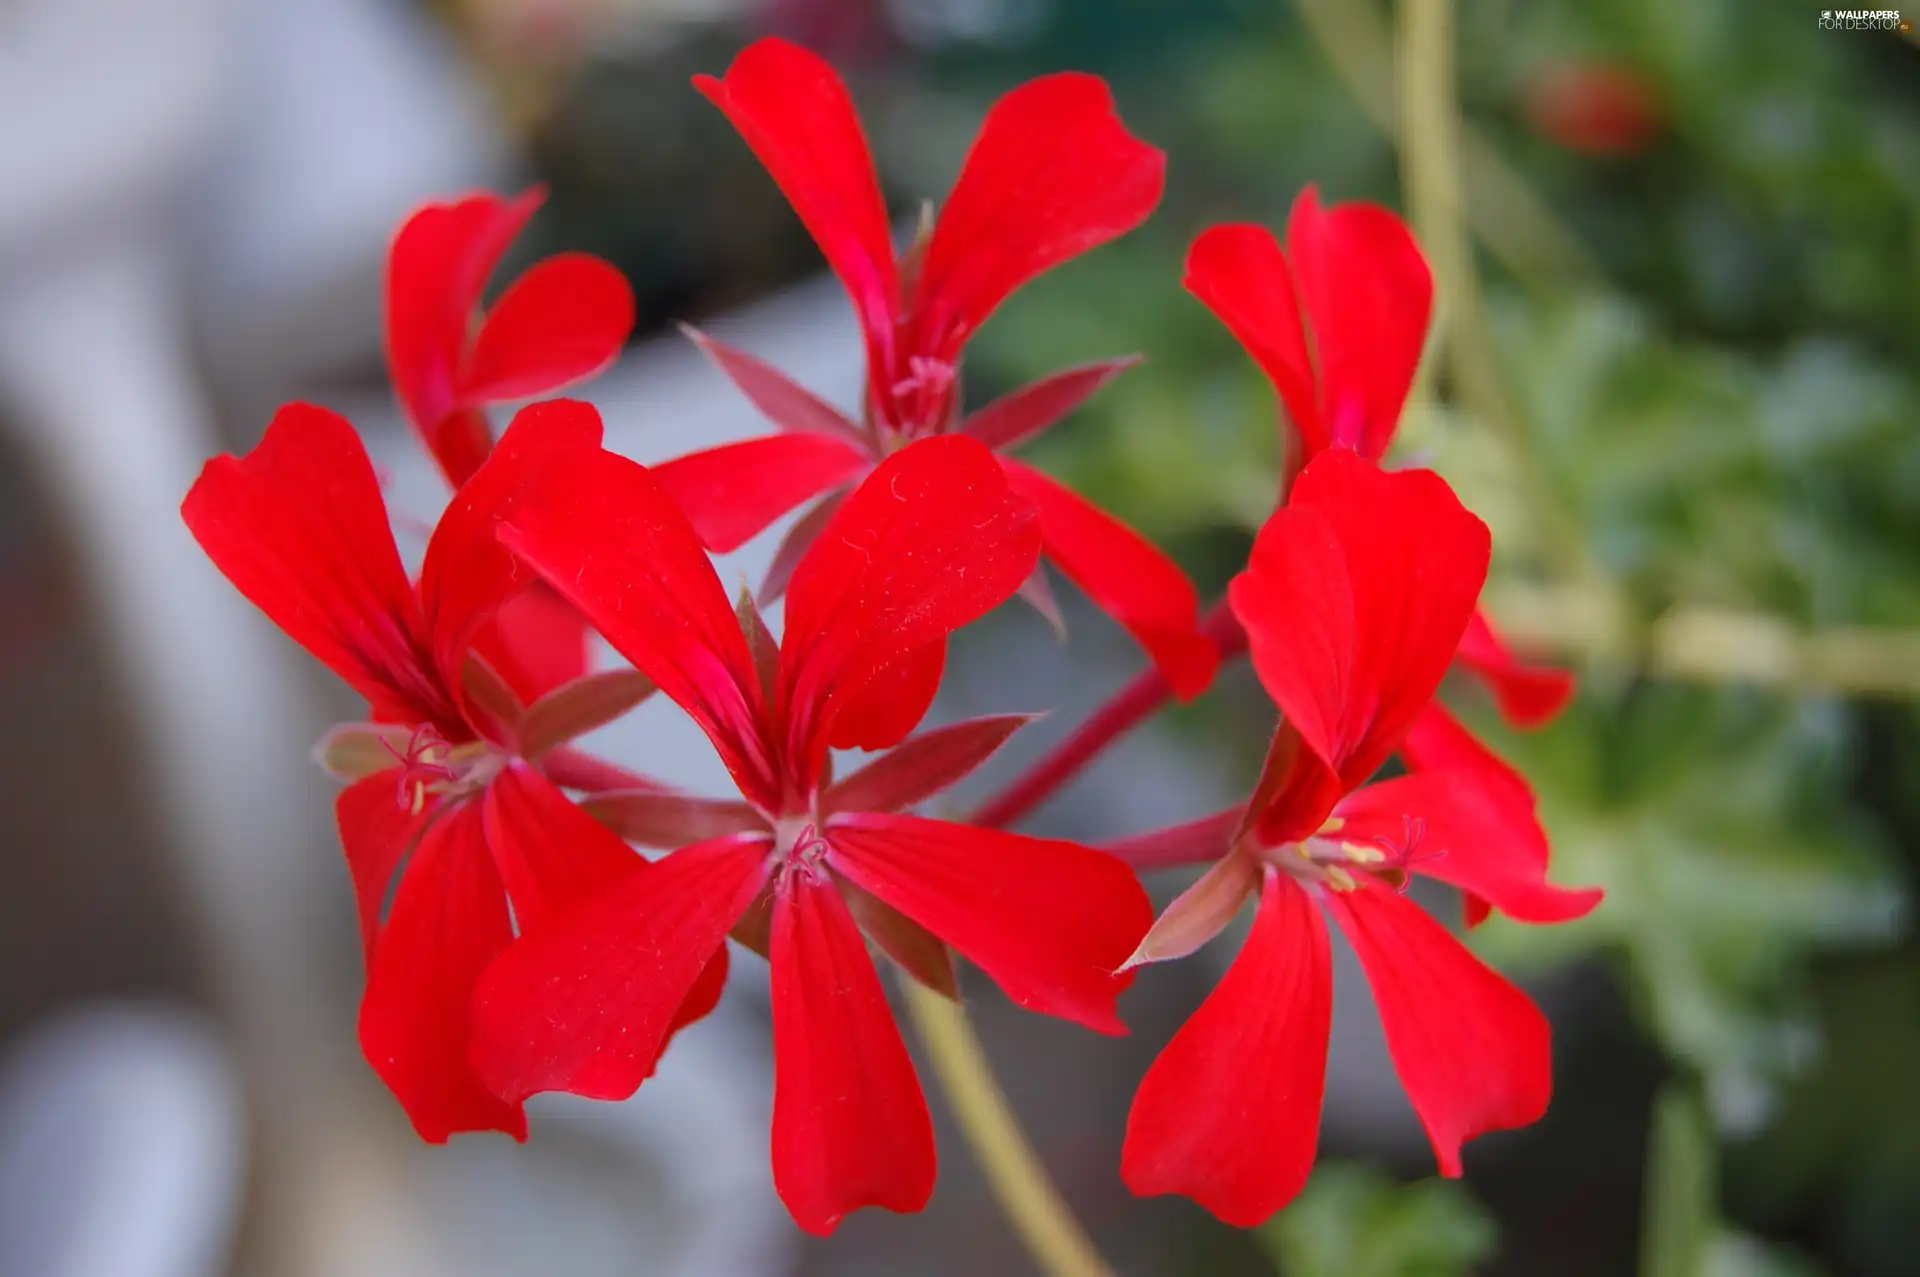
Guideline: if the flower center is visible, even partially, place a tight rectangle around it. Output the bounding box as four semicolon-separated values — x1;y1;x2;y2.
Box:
1257;814;1445;894
382;724;506;814
773;815;831;886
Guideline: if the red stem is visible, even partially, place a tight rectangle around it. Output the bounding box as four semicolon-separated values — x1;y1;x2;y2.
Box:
971;598;1249;830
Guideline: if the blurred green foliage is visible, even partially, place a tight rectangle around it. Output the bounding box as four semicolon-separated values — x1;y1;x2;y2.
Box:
1255;1162;1495;1277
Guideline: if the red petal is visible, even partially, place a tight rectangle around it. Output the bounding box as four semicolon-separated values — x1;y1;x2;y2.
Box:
780;436;1040;775
500;445;778;808
959;357;1140;452
1184;224;1323;455
335;771;434;964
1000;458;1217;700
580;789;767;849
481;763;641;934
471;583;591;707
471;833;772;1102
457;254;634;405
1106;807;1245;872
540;746;674;795
1230;449;1489;790
826;813;1150;1034
358;803;526;1141
823;638;946;754
918;74;1163;346
770;875;936;1235
1326;885;1553;1176
419;399;605;709
1285;187;1433;460
822;713;1033;815
182;403;455;732
1455;610;1576;727
386;190;543;483
1122;871;1330;1226
695;39;898;359
652;433;870;553
1335;774;1602;925
682;325;871;450
1400;701;1529;792
1243;722;1349;848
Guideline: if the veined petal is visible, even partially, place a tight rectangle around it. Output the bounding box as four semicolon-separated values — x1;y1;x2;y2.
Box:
823;638;947;754
771;875;936;1236
959;357;1140;452
1337;772;1601;925
1000;458;1217;700
1122;871;1330;1226
358;802;525;1142
822;713;1033;815
1120;850;1258;970
780;437;1040;774
837;874;958;999
652;433;870;554
501;444;778;808
1285;187;1433;461
695;39;898;357
419;398;605;707
335;770;434;963
1184;224;1322;455
481;763;641;935
1326;885;1553;1177
826;813;1150;1034
1244;722;1348;849
1231;449;1489;790
457;254;634;405
386;189;543;483
182;403;456;732
1455;610;1576;727
681;325;870;449
580;789;767;849
918;73;1163;346
471;832;772;1102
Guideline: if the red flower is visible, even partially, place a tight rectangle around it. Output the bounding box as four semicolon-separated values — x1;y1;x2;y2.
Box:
1185;188;1575;728
182;400;718;1141
386;188;634;489
467;433;1153;1235
1523;61;1663;158
651;37;1216;701
1112;449;1601;1225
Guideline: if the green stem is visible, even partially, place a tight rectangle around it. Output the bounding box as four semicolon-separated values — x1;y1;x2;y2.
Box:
902;982;1114;1277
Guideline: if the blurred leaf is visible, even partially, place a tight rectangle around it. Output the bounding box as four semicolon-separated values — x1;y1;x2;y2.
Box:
1255;1163;1496;1277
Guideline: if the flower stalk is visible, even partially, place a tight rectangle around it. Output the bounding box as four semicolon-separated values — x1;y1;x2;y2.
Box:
902;981;1114;1277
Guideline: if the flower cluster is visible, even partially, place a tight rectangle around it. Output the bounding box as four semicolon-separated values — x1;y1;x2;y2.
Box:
182;36;1599;1237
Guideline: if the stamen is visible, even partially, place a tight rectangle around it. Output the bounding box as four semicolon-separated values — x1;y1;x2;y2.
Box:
383;725;457;812
1361;816;1447;892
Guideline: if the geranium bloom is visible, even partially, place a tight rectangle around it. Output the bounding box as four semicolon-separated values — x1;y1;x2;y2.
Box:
1185;187;1574;728
652;36;1216;705
387;188;635;489
1114;448;1602;1226
386;188;637;700
182;400;718;1141
468;434;1153;1235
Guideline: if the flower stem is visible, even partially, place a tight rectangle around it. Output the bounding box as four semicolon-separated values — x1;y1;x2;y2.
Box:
972;600;1249;830
901;981;1113;1277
